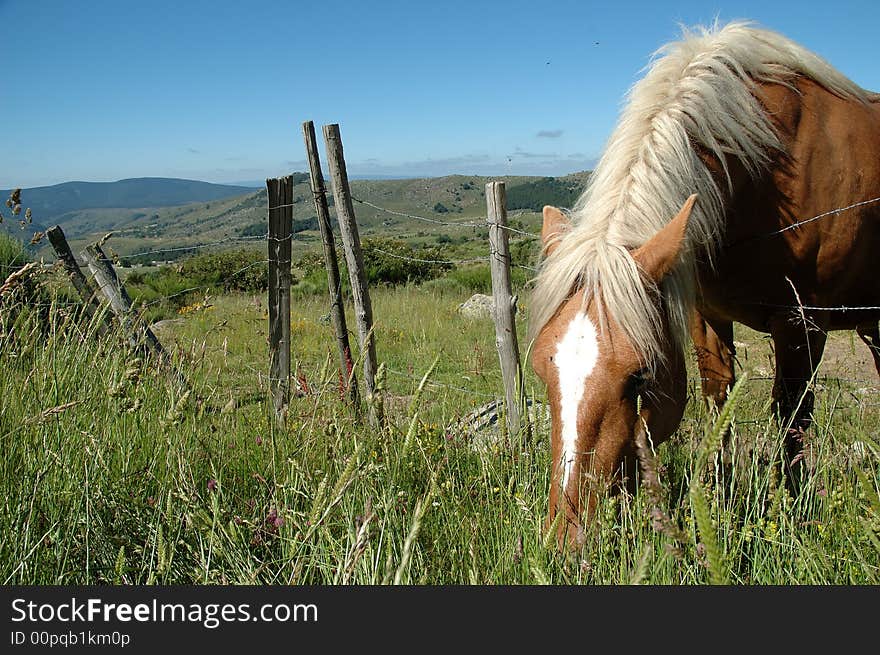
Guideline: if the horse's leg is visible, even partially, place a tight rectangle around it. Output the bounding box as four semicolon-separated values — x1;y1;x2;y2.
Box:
856;322;880;378
690;312;736;407
769;315;827;473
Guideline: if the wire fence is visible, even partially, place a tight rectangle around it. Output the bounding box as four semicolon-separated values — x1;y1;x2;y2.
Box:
352;195;541;238
4;183;878;411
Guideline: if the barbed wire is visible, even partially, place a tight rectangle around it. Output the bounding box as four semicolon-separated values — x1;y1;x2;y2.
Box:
114;234;266;261
384;367;499;398
745;300;880;312
370;246;489;267
352;197;485;228
761;195;880;238
137;260;269;309
351;196;540;237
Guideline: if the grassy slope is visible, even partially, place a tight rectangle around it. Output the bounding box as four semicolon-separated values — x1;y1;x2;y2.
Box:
1;279;878;584
21;173;588;266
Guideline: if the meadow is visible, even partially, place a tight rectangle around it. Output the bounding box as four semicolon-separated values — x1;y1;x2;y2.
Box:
2;249;878;585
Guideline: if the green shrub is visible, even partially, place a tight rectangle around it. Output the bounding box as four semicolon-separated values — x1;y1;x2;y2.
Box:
237;222;265;237
361;238;452;286
178;249;268;292
506;177;585;211
127;248;269;318
290;238;455;293
419;275;470;296
0;232;30;272
444;264;530;294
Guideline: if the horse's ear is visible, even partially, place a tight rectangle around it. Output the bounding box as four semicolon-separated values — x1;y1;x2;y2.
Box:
632;194;697;282
542;205;570;256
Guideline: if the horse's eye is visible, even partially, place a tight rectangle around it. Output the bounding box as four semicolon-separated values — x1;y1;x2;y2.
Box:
625;367;651;399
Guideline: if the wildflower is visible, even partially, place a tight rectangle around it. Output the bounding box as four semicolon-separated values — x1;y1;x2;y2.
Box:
207;479;218;492
266;508;284;528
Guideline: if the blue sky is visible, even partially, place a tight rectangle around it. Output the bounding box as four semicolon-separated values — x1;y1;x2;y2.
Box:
2;0;878;188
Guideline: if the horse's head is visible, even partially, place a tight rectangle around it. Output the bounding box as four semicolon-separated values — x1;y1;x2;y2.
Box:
531;196;697;547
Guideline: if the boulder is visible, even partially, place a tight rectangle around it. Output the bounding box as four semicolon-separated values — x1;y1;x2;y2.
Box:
457;294;495;319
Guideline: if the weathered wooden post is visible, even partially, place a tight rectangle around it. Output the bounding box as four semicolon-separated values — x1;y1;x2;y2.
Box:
47;225;111;333
302;120;360;410
81;242;165;358
486;181;524;438
322;123;382;426
266;175;293;421
48;226;97;304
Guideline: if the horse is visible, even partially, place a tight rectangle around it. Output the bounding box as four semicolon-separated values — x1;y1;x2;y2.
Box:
528;21;880;547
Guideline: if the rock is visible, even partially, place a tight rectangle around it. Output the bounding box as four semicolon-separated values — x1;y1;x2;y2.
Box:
457;294;495;319
450;399;550;453
150;318;184;333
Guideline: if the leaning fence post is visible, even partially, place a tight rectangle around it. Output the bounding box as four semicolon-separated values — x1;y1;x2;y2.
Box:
266;175;293;421
486;181;525;439
302;120;360;411
80;242;165;359
322;123;382;427
47;225;111;333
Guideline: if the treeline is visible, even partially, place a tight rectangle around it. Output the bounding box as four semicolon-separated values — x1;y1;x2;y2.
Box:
506;177;585;212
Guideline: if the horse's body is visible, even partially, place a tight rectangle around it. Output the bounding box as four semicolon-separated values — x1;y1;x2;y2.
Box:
529;23;880;546
693;77;880;423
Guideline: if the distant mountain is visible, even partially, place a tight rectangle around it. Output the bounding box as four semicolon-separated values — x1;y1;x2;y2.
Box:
2;178;256;225
5;171;591;264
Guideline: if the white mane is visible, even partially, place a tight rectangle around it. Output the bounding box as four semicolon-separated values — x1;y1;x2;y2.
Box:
529;21;870;368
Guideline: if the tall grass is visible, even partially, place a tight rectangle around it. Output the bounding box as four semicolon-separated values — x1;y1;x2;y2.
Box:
0;232;31;271
1;284;878;584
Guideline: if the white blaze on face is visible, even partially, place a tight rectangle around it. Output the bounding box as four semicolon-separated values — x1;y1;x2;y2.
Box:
554;312;599;492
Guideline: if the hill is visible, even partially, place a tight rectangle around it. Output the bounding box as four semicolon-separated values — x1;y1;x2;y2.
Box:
5;172;591;263
1;177;256;231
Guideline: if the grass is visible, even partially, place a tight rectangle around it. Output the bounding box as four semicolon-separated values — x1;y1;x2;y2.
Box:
1;280;878;584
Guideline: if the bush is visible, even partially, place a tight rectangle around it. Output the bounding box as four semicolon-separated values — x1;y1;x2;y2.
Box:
419;275;470;296
361;238;452;286
444;264;530;294
290;238;454;294
237;222;265;237
237;216;320;238
0;232;30;272
0;232;31;275
178;249;268;293
506;177;585;212
127;248;269;318
446;265;492;293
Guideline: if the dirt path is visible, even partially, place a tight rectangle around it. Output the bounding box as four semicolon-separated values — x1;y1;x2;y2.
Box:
733;325;878;393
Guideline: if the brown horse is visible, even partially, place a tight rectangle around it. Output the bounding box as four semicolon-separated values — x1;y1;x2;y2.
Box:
529;22;880;546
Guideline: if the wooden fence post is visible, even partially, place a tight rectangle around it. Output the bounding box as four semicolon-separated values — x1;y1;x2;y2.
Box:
80;242;166;358
322;123;382;426
47;225;111;333
266;175;293;421
302;120;360;410
486;181;525;438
